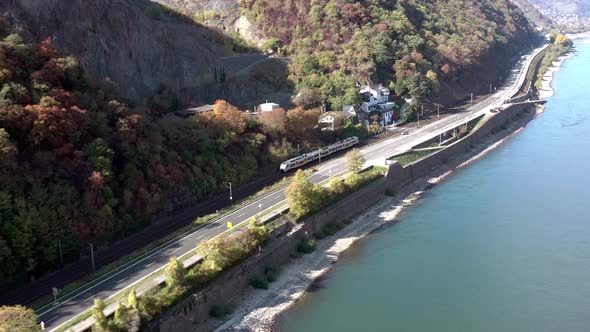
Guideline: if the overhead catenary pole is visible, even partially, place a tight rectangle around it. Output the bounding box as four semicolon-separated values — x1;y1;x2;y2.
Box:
58;239;63;265
224;182;232;202
90;243;95;272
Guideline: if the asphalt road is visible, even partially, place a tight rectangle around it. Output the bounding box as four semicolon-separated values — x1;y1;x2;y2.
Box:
40;44;547;331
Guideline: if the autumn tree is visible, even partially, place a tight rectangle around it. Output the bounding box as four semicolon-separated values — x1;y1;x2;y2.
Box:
555;34;573;48
114;290;140;332
245;218;269;249
346;148;366;173
91;299;110;332
257;108;287;138
285;170;321;220
286;107;321;146
426;70;440;96
328;176;346;195
0;305;40;332
165;257;186;289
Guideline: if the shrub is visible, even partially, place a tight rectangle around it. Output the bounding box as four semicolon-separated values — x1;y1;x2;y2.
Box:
297;238;317;254
209;304;233;318
315;223;342;239
385;188;396;196
144;6;161;19
344;172;362;189
264;267;279;282
250;277;269;289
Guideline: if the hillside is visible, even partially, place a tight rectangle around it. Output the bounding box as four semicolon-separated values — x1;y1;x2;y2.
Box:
511;0;553;28
0;0;248;102
239;0;536;109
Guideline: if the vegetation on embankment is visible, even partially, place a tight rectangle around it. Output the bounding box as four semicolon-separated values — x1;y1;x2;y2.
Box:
83;219;269;332
534;32;573;89
286;150;385;221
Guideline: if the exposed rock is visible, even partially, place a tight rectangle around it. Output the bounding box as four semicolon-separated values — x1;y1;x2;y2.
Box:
2;0;236;101
153;0;265;47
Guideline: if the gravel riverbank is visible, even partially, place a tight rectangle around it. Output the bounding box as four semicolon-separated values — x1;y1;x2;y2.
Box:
538;53;574;99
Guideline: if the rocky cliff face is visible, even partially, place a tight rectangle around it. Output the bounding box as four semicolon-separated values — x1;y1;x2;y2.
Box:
1;0;236;101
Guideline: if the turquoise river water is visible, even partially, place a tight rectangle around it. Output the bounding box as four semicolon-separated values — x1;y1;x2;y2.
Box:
282;40;590;332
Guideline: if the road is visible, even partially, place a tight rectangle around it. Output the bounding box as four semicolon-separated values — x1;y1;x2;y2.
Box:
40;44;547;331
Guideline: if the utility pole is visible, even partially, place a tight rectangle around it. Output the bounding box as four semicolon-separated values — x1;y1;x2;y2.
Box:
90;243;95;272
224;182;232;202
418;104;424;128
437;104;440;118
297;144;300;155
490;83;493;94
470;92;474;104
58;239;63;265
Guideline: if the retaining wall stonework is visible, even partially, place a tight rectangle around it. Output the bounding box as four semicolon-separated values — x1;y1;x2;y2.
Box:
158;103;535;332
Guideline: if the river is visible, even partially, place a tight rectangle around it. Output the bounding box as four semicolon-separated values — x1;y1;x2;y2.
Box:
281;40;590;332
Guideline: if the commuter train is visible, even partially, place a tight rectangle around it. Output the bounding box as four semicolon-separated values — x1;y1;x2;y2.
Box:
279;136;360;172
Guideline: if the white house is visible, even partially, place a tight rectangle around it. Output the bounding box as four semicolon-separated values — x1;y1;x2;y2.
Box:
359;85;390;112
258;102;280;112
316;84;406;130
319;107;358;131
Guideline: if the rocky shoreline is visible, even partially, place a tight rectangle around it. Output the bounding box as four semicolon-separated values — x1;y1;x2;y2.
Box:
211;105;541;332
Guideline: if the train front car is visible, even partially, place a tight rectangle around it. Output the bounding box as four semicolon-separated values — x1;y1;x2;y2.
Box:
279;161;289;172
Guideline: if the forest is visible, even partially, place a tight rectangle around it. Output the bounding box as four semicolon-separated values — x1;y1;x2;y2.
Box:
241;0;534;110
0;30;324;287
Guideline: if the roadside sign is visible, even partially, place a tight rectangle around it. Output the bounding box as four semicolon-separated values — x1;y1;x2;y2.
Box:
227;222;233;229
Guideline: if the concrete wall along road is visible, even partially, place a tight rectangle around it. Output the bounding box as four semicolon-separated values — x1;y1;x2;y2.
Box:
157;103;535;332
